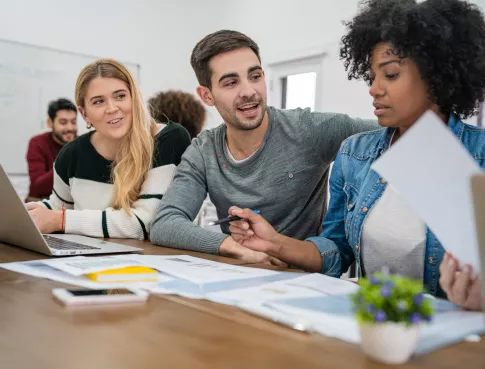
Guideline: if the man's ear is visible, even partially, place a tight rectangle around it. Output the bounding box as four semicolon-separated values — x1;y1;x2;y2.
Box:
47;118;53;129
196;86;215;107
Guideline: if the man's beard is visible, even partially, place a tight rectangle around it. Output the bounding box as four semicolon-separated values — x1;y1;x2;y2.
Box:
223;98;267;131
53;130;76;145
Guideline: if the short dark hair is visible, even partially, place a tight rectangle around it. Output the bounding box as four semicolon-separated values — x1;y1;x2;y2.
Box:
190;30;261;89
340;0;485;119
148;90;206;139
47;98;77;121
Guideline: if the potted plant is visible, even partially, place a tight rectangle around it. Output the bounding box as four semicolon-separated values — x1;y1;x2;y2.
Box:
351;273;435;365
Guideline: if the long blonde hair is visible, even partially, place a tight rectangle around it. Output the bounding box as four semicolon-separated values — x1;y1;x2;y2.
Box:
75;59;157;214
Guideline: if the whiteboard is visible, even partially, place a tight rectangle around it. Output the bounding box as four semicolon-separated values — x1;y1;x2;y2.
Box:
0;38;140;174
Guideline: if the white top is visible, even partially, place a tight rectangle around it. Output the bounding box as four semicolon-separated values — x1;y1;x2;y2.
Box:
224;144;257;164
35;123;190;240
361;184;426;280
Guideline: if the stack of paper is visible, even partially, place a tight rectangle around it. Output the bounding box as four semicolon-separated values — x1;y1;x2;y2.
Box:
0;256;172;290
0;255;294;298
206;273;358;306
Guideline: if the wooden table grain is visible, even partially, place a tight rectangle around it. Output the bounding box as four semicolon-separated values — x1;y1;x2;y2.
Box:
0;240;483;369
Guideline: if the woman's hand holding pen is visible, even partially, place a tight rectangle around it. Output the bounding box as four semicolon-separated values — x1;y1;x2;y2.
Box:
228;206;281;256
228;206;325;273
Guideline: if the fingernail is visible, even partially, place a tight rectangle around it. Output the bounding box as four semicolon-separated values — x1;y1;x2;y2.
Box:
464;265;471;274
448;258;454;267
247;230;254;236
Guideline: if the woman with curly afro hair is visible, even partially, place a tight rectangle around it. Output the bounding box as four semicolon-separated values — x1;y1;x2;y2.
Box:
148;90;206;139
319;0;485;307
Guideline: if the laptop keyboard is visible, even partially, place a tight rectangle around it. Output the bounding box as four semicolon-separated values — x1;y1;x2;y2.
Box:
43;235;101;250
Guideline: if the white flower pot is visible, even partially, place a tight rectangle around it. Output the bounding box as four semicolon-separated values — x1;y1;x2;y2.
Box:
359;322;420;365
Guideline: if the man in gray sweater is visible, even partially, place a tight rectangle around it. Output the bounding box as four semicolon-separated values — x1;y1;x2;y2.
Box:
150;30;376;264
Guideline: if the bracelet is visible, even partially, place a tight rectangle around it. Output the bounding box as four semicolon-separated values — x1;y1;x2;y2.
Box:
61;203;66;233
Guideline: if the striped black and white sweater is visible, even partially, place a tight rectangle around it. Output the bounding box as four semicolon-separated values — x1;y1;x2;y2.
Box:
40;122;191;240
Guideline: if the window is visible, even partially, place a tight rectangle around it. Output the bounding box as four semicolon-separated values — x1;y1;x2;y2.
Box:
267;53;324;111
281;72;317;111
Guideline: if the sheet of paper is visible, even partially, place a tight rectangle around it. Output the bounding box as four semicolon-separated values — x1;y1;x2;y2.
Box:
146;279;207;299
206;278;323;306
147;272;299;299
286;273;359;295
114;255;279;284
239;303;315;333
38;256;144;276
0;259;172;289
371;111;483;272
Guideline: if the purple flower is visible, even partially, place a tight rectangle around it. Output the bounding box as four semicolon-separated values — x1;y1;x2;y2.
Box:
370;276;381;285
365;304;375;314
380;285;392;298
410;313;421;325
384;280;394;288
413;293;424;306
374;310;387;322
424;315;433;323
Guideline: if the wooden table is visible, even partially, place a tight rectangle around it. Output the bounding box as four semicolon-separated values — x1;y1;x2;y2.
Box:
0;240;483;369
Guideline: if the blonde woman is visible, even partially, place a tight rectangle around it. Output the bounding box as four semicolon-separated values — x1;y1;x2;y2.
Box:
26;59;191;240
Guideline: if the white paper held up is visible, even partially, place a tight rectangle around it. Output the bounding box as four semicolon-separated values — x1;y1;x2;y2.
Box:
371;111;482;272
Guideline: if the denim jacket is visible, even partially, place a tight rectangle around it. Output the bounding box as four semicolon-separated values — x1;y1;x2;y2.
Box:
308;115;485;297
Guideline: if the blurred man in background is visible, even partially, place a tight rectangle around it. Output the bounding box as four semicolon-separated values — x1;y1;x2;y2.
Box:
26;98;77;201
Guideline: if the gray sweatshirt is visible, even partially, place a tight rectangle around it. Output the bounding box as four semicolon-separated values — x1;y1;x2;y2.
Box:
150;107;377;254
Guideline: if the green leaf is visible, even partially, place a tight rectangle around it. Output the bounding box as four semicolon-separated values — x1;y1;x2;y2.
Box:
351;273;435;325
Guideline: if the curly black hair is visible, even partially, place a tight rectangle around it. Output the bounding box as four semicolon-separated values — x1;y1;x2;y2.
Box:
340;0;485;119
148;90;206;139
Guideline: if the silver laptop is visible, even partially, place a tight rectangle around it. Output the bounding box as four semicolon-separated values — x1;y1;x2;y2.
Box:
471;173;485;309
0;166;143;256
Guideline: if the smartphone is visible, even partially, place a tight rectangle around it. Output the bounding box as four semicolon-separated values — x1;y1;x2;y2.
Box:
52;288;149;306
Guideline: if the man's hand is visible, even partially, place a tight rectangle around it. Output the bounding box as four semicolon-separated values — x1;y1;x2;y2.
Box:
227;206;281;255
26;203;63;234
439;252;482;311
219;237;287;268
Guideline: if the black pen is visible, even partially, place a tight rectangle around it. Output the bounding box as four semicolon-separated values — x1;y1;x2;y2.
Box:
208;210;261;226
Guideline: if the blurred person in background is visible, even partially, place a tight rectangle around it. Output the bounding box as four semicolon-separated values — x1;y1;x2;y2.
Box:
26;98;78;201
148;90;206;139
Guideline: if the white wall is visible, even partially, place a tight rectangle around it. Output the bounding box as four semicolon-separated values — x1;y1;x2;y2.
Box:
220;0;485;120
1;0;484;130
218;0;374;119
0;0;228;128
